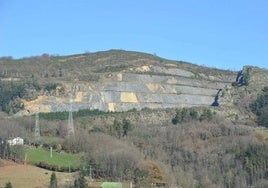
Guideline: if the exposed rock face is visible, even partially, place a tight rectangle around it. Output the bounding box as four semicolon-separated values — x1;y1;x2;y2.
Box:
1;50;266;122
245;66;268;89
22;64;236;115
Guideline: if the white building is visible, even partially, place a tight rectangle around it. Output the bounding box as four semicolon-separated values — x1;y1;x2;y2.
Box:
7;137;24;146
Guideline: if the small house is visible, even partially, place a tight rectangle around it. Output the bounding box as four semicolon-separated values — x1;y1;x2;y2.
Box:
7;137;24;146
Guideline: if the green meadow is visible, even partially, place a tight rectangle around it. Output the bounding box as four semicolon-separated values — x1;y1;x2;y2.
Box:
25;147;80;171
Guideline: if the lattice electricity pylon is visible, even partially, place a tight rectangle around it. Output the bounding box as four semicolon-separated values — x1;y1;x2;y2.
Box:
34;109;40;140
67;94;75;138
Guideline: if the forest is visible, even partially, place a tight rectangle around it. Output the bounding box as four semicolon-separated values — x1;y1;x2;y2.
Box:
0;97;268;187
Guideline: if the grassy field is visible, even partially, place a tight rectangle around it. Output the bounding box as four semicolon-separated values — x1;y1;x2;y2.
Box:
25;147;80;171
0;163;76;188
0;160;117;188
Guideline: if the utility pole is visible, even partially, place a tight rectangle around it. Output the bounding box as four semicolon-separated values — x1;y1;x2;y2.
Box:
50;146;53;158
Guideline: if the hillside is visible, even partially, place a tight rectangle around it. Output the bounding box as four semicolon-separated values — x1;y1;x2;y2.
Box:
1;107;268;187
2;50;265;117
1;50;268;187
0;162;75;188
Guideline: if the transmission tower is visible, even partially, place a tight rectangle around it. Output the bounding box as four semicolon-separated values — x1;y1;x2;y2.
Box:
34;108;40;140
67;94;75;137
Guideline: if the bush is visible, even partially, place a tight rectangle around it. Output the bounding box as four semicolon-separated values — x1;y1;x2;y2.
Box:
39;109;108;121
44;83;58;92
172;107;213;125
37;161;60;171
4;182;12;188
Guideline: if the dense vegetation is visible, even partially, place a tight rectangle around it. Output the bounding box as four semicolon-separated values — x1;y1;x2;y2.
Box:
235;144;268;186
250;86;268;127
172;107;213;124
39;109;109;121
0;79;61;114
1;106;268;187
0;81;27;114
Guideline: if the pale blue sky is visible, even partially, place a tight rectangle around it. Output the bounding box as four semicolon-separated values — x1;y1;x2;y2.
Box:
0;0;267;70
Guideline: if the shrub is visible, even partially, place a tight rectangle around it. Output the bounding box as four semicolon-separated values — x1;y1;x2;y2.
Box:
172;107;213;125
4;182;12;188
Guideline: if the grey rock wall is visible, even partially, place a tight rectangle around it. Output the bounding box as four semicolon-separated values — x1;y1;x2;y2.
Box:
22;66;237;114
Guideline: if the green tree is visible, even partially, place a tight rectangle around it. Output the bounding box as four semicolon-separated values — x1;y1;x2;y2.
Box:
200;109;213;121
73;171;88;188
250;87;268;127
112;119;122;139
4;182;12;188
172;108;201;125
0;81;25;114
123;119;131;137
189;108;198;119
49;172;57;188
172;109;183;124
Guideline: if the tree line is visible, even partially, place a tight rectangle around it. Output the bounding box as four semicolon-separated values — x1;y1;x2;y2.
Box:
39;109;110;121
172;107;213;125
250;86;268;127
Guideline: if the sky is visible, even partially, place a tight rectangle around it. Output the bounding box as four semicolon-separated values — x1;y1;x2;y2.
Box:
0;0;267;70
